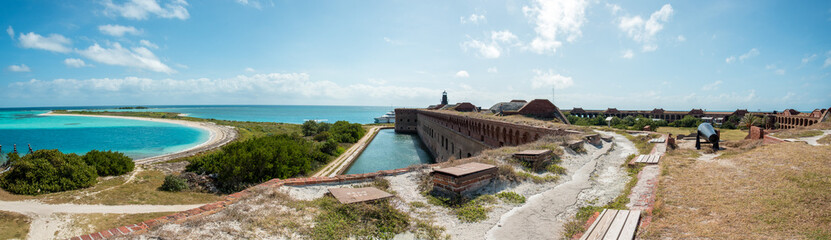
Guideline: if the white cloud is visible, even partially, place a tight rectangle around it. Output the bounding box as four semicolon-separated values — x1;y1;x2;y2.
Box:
98;24;142;36
367;78;387;85
139;39;158;49
522;0;588;54
487;67;498;73
103;0;189;20
18;32;72;53
245;67;255;72
677;35;686;42
7;64;30;72
766;64;785;75
236;0;262;9
802;54;817;63
460;13;486;24
530;69;574;89
701;80;722;91
6;26;13;39
738;48;760;61
76;42;175;73
621;49;634;59
64;58;89;68
455;70;470;78
825;57;831;68
606;3;621;15
6;73;441;105
725;56;736;63
461;30;518;59
618;4;674;52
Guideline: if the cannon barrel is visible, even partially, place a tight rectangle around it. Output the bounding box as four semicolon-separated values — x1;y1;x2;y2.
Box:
697;123;718;143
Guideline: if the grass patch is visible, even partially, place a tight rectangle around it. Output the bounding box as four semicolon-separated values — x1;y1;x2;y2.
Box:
38;170;220;205
818;134;831;145
642;143;831;239
423;193;497;223
495;191;526;204
0;211;30;239
623;132;658;155
656;126;748;141
771;129;824;139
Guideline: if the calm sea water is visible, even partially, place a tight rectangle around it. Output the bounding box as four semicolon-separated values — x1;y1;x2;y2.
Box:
0;110;209;162
345;129;434;174
88;105;396;124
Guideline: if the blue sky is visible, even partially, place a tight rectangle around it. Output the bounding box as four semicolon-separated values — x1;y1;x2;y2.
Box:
1;0;830;111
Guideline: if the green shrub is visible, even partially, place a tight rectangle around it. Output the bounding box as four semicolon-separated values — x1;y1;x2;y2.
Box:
186;134;329;193
319;138;339;155
160;175;188;192
670;115;704;128
496;191;526;204
82;150;134;176
0;149;98;195
330;121;366;143
313;131;331;142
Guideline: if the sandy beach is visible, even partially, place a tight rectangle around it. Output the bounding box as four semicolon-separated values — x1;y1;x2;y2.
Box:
40;112;238;165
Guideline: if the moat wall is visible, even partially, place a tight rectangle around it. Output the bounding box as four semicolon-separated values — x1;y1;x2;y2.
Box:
396;109;578;162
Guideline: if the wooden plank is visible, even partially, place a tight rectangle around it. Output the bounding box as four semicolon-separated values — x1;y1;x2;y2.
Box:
585;209;619;240
602;210;630;240
635;155;645;163
617;210;641;240
652;155;661;163
580;209;607;240
643;155;653;164
648;155;657;164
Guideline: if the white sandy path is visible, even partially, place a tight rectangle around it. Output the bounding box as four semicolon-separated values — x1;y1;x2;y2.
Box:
40;112;238;165
486;131;635;240
0;200;202;240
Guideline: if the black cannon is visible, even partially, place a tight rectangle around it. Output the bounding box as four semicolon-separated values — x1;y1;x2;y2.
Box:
695;123;720;151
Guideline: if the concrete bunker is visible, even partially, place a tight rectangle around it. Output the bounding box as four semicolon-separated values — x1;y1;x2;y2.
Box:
512;149;553;171
430;162;497;197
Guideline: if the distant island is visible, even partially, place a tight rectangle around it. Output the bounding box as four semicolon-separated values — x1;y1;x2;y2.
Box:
115;106;149;109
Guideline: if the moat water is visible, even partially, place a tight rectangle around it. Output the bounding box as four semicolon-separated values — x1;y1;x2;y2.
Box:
344;129;434;174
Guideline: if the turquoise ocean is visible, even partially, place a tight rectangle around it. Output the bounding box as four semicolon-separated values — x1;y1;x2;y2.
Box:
0;105;394;163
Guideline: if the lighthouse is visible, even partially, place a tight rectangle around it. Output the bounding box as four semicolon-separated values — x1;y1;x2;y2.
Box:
441;91;448;105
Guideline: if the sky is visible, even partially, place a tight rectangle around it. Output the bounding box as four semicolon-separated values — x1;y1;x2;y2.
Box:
1;0;830;111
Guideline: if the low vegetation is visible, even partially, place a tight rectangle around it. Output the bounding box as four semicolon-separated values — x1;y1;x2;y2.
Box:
159;175;188;192
301;120;366;143
82;150;134;176
642;144;831;239
495;191;526;204
0;211;30;240
1;149;136;195
818;134;831;145
567;114;667;132
68;212;174;237
186;134;333;193
0;150;98;195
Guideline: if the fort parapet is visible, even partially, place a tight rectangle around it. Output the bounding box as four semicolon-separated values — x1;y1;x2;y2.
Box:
395;109;579;162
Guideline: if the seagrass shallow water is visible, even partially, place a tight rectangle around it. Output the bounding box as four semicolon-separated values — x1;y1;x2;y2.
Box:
0;110;209;162
345;129;434;174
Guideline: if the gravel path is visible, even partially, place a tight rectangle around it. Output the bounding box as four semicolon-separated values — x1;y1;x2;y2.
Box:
0;200;202;240
486;131;635;240
783;130;831;146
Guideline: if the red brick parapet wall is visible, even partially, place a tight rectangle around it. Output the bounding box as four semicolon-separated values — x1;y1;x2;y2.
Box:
68;158;490;240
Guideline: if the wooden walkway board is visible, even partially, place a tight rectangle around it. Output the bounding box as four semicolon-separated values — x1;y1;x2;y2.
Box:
634;154;661;164
580;209;641;240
